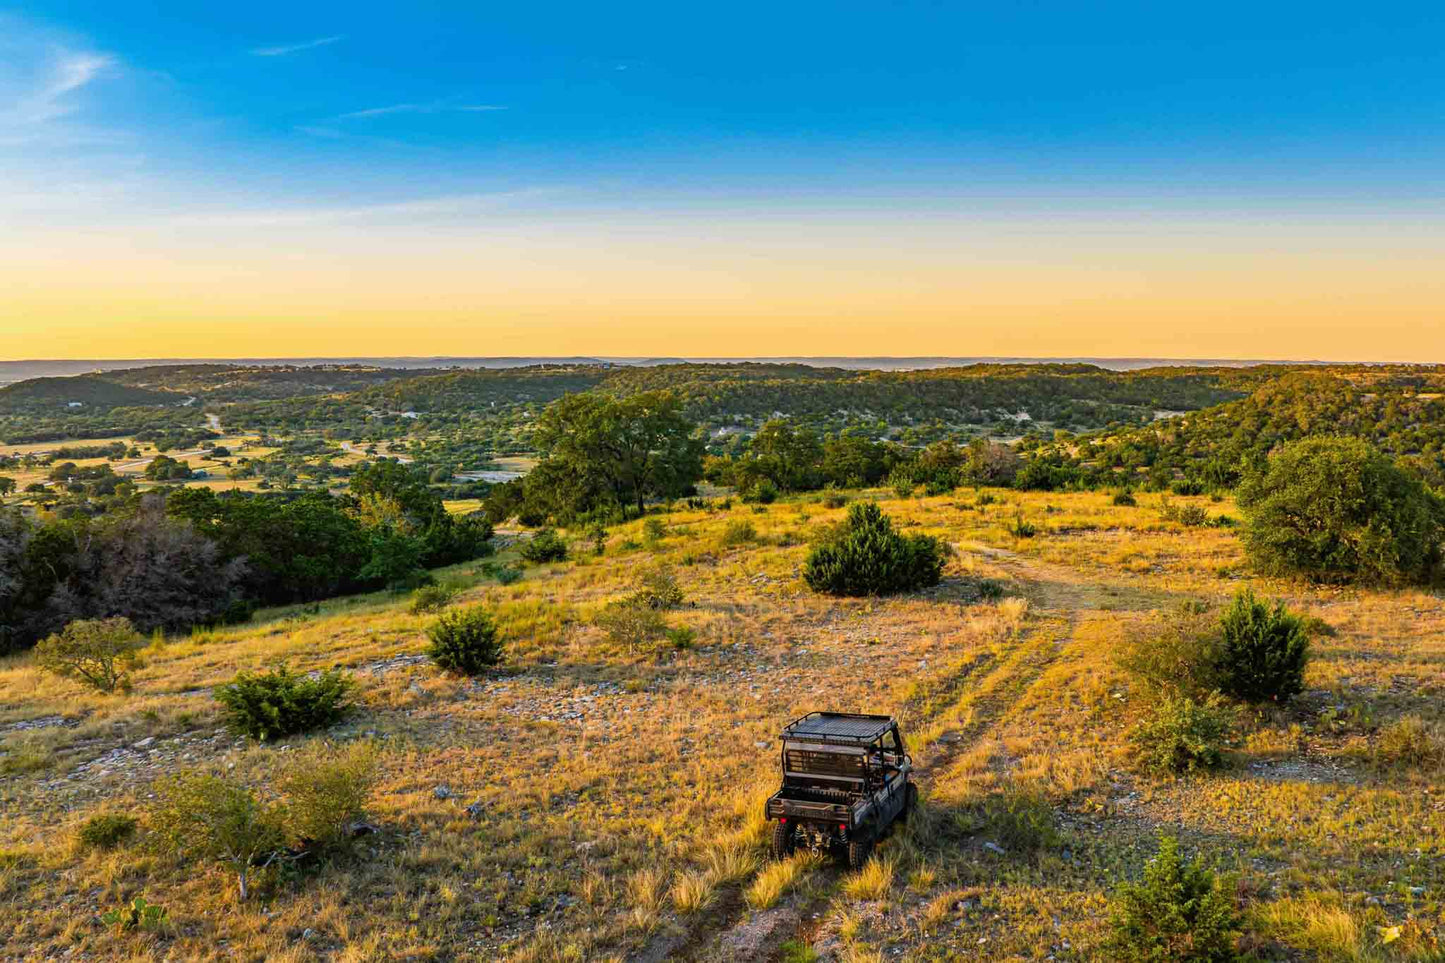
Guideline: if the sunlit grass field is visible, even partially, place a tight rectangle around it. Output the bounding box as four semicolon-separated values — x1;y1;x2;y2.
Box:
2;487;1442;960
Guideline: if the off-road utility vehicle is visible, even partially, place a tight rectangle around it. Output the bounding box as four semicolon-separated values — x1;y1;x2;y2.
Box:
764;711;916;869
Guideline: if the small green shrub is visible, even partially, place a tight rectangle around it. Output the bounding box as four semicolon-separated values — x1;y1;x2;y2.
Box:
1131;694;1232;775
976;491;996;506
76;813;138;851
101;896;168;933
519;528;568;563
779;940;821;963
1112;489;1137;507
151;772;288;902
35;617;143;694
1106;835;1240;962
890;469;916;499
665;625;697;649
804;502;946;596
214;665;355;741
635;565;685;610
410;581;461;614
976;579;1006;601
721;520;758;547
589;524;608;555
1160;497;1210;527
427;608;503;675
281;742;378;849
1170;478;1207;496
1009;510;1037;538
595;597;669;649
820;488;849;510
1215;589;1310;703
1115;603;1223;699
742;479;779;504
643;517;668;543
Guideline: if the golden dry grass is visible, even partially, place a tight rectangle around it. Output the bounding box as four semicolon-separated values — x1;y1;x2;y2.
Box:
0;487;1442;960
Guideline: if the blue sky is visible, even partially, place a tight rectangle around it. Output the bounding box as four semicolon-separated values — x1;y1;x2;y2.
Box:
4;2;1445;359
15;1;1445;205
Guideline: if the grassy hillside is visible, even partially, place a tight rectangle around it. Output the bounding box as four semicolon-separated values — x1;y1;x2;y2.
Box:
3;488;1442;960
0;375;179;413
108;364;443;402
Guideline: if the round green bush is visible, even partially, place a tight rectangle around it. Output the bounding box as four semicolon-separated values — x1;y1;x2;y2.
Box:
803;502;945;596
426;607;503;675
1238;437;1444;585
76;813;138;851
214;665;355;741
519;529;568;564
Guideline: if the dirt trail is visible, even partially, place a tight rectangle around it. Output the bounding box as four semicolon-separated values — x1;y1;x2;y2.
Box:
636;549;1087;962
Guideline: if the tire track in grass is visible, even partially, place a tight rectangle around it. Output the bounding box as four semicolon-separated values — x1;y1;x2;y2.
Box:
645;554;1084;962
638;646;1000;962
769;561;1085;960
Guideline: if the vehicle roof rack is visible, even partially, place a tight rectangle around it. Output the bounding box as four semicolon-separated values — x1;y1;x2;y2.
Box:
780;711;894;745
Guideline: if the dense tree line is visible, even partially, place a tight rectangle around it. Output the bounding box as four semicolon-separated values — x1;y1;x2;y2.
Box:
0;460;492;653
701;420;1020;496
1078;373;1445;490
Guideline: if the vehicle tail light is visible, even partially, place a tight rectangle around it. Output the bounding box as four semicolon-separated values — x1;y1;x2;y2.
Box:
779;817;787;824
838;824;846;831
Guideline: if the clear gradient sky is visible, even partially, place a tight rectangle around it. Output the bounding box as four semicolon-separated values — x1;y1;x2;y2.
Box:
3;2;1444;361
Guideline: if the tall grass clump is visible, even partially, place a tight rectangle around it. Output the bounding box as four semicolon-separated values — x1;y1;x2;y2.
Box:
720;519;758;547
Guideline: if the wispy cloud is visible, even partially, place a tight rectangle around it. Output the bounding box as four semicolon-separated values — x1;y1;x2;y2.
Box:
336;102;507;120
250;35;342;57
0;50;116;129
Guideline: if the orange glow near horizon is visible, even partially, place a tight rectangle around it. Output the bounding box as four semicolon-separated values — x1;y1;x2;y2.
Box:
6;213;1444;363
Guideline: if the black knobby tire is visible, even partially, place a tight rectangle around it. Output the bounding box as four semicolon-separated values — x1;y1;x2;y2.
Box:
898;782;919;824
847;836;873;870
771;821;795;859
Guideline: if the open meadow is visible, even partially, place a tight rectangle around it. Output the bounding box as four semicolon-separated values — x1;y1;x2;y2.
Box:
2;488;1443;961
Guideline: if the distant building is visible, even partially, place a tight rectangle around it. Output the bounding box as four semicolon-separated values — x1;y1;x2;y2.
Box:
67;401;84;408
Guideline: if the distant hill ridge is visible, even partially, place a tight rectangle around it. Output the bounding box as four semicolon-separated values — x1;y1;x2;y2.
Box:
1;355;1420;387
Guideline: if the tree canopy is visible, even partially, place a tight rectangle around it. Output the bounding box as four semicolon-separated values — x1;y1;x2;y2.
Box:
1238;436;1444;585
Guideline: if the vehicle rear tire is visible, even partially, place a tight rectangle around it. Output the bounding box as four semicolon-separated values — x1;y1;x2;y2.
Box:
847;836;873;871
771;821;795;859
898;782;919;824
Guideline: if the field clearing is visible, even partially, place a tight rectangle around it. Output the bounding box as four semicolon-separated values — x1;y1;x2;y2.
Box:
1;488;1443;960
